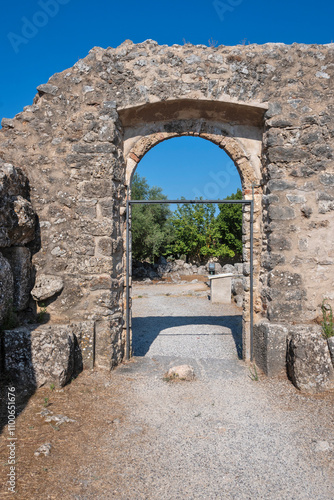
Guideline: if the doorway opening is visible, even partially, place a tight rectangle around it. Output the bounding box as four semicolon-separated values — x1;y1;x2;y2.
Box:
122;116;263;364
125;197;254;361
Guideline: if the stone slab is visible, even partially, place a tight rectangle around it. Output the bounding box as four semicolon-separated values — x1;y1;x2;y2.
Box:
209;275;232;304
4;325;75;388
2;247;31;311
287;325;334;393
253;321;288;377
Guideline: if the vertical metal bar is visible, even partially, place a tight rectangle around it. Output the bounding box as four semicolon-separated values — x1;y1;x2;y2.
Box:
250;188;254;362
125;199;130;360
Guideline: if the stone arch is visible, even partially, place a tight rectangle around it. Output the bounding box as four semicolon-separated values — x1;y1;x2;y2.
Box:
124;125;261;189
121;112;265;360
1;41;333;388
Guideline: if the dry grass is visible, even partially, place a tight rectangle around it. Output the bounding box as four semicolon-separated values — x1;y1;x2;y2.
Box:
0;370;126;499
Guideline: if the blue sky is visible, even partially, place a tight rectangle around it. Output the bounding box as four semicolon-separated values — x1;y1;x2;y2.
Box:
1;0;333;199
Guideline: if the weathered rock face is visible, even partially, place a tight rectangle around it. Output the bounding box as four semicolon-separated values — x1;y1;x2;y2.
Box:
254;321;288;377
0;161;36;333
0;41;333;385
327;337;334;364
0;253;14;323
31;274;64;302
287;326;334;393
70;320;95;370
4;325;75;387
0;162;36;247
1;247;32;311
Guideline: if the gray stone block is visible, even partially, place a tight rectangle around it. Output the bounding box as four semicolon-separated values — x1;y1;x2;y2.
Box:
4;325;75;388
37;84;59;96
0;163;36;247
70;321;95;370
95;320;115;370
287;325;334;393
0;253;14;323
2;247;31;311
253;321;288;377
268;205;296;220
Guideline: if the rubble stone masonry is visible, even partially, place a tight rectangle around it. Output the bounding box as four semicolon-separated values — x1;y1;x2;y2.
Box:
0;40;333;386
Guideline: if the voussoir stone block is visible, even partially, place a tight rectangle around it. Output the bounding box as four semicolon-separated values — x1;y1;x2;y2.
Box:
287;325;334;393
4;325;75;388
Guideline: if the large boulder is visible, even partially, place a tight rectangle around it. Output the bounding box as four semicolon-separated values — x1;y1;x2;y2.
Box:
287;325;334;393
0;162;36;247
0;253;14;323
222;264;238;274
157;256;172;275
4;325;75;387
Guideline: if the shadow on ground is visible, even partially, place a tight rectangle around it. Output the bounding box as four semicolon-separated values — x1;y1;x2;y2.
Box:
132;315;242;359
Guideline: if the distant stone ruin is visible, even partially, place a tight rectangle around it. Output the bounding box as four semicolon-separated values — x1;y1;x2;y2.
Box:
0;40;333;390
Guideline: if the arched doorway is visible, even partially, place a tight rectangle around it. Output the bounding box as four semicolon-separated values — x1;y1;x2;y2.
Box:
120;104;265;362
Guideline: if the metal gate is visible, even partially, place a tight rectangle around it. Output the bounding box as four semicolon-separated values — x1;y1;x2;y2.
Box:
125;197;254;361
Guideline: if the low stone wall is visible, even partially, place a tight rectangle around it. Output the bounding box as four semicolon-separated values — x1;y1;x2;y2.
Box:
133;258;246;307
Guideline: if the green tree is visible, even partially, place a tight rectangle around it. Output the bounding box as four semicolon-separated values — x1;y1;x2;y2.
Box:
131;173;174;262
131;173;243;263
167;190;243;262
166;200;233;262
215;188;243;258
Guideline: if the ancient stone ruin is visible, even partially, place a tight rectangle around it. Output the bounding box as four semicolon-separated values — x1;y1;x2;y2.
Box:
0;40;333;391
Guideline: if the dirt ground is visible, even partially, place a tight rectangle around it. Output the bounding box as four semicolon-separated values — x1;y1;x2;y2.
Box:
0;282;334;499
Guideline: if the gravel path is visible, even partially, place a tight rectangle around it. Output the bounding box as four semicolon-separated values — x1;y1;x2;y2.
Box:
106;282;334;499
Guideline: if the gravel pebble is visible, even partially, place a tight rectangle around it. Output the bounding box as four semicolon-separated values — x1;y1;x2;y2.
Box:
106;283;334;499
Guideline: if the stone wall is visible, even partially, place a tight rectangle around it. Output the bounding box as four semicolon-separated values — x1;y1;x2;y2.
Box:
0;40;333;388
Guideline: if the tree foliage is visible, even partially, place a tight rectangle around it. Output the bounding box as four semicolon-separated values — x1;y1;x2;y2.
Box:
167;201;222;261
131;173;243;263
131;173;174;262
215;188;243;257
